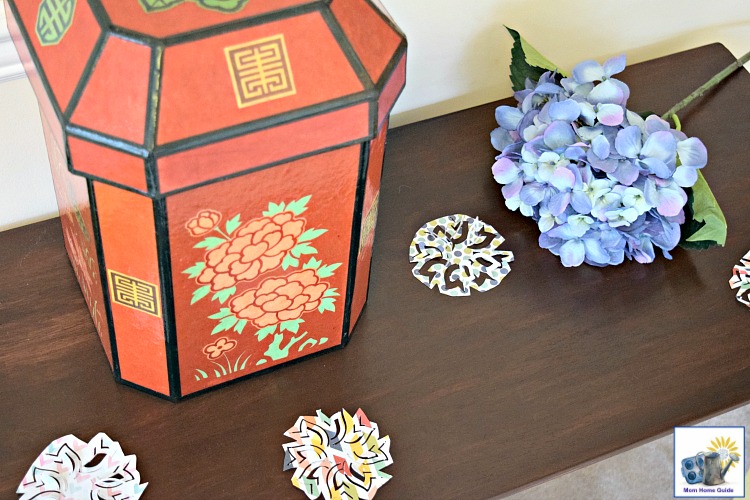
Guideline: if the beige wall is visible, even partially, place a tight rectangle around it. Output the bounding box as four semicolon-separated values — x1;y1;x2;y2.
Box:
1;0;748;230
386;0;750;126
0;76;58;231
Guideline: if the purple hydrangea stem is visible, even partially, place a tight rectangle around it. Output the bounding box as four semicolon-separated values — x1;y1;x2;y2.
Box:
662;49;750;122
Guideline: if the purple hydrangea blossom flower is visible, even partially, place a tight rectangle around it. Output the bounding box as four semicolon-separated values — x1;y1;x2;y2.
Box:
491;55;707;267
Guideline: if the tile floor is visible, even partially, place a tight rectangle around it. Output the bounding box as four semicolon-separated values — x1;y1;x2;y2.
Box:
505;404;750;500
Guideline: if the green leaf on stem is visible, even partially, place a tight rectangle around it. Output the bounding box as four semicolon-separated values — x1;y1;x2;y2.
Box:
286;195;312;216
280;318;303;333
318;298;336;313
208;308;232;320
212;315;238;334
234;319;248;334
264;332;307;361
316;263;341;278
298;228;327;242
291;243;318;258
506;26;564;92
680;171;727;249
194;236;225;249
191;285;211;304
182;261;206;278
225;214;241;235
212;286;236;304
281;254;299;270
263;201;286;217
255;324;277;341
303;256;322;270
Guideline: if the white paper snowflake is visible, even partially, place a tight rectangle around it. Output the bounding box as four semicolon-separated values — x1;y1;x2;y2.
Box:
410;214;514;296
17;433;147;500
729;250;750;308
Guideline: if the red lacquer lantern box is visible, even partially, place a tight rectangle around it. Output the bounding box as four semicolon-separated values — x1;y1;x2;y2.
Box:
5;0;406;399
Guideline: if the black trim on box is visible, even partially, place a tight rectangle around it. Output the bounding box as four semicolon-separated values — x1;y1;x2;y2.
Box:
144;155;159;194
373;42;407;132
145;43;164;192
376;40;407;89
67;124;150;157
86;0;112;31
367;98;378;138
153;198;182;399
153;90;377;156
69;134;370;197
340;141;371;342
64;31;109;120
108;26;161;48
343;240;376;346
70;168;152;197
61;92;377;173
144;44;164;151
158;135;369;196
362;0;406;40
347;117;389;342
117;377;179;402
162;1;326;47
87;179;121;379
320;6;373;93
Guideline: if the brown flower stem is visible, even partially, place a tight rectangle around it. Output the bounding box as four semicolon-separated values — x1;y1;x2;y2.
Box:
662;49;750;122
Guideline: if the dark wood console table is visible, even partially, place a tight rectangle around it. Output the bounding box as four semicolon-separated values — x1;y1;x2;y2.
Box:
1;44;749;498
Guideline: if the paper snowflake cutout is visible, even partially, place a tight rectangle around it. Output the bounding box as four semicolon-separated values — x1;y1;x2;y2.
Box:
17;433;147;500
283;408;393;499
729;251;750;308
409;214;514;296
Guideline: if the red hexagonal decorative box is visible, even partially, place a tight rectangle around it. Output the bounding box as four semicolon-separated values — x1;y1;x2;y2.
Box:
5;0;406;399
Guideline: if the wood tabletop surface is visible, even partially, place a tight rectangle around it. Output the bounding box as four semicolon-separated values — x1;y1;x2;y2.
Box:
1;43;749;499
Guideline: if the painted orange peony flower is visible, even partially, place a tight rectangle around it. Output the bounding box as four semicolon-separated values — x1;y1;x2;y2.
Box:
196;212;306;292
187;209;222;237
229;269;328;328
203;337;237;360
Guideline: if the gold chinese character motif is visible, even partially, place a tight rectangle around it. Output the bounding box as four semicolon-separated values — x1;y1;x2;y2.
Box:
224;34;296;109
108;270;161;317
